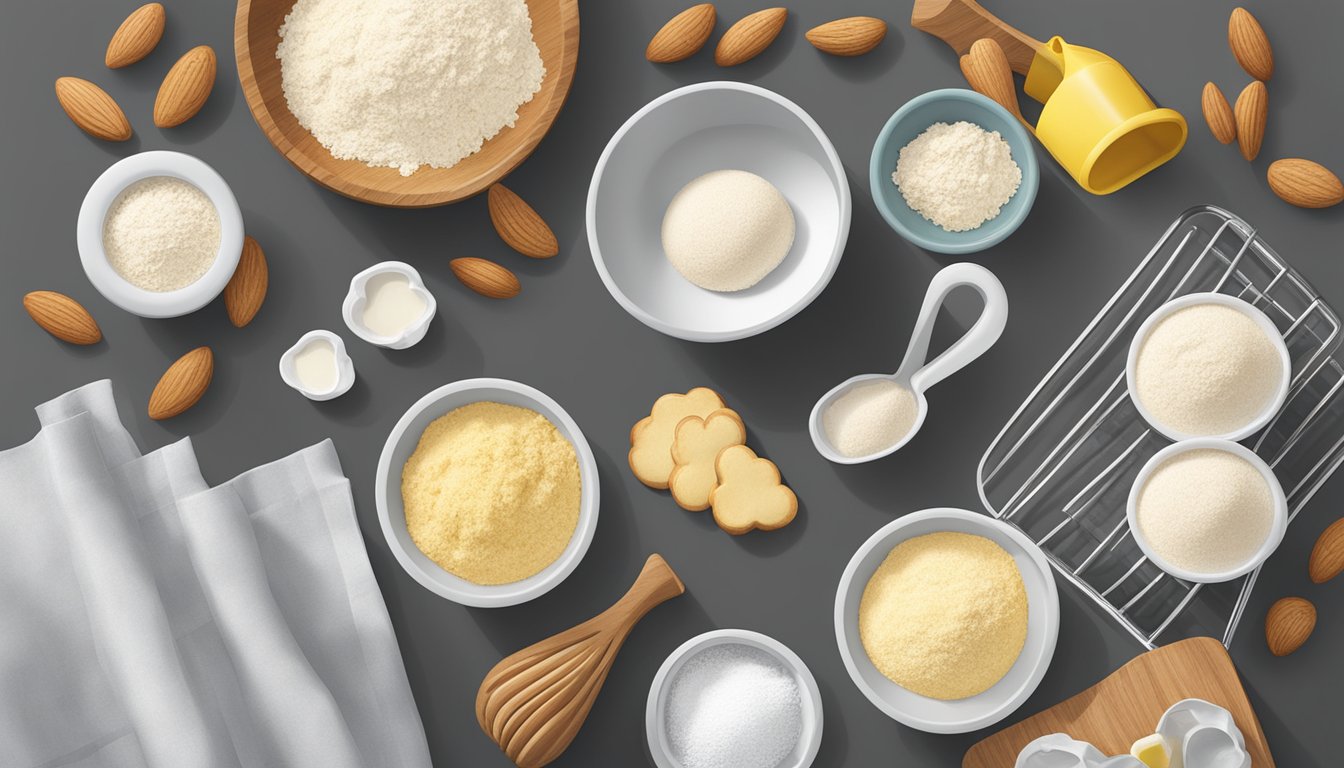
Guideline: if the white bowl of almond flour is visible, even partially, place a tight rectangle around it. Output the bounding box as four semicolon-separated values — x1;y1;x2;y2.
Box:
77;151;243;318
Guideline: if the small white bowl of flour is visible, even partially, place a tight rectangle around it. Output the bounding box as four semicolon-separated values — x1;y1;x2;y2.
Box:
78;151;243;318
1127;293;1291;441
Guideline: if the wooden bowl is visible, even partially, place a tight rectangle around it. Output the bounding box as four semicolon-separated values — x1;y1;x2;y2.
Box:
234;0;579;208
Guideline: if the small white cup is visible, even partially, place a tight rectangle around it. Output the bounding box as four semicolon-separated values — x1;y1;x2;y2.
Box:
342;261;437;349
279;330;355;401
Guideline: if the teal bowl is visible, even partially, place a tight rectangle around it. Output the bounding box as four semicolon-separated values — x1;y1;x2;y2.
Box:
869;89;1038;254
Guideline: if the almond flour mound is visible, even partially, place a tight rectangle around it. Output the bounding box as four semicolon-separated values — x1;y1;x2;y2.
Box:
892;120;1021;232
102;176;220;292
859;531;1028;700
276;0;545;176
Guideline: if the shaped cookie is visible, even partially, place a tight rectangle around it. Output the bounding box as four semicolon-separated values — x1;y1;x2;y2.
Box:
629;387;725;489
710;444;797;535
669;409;746;511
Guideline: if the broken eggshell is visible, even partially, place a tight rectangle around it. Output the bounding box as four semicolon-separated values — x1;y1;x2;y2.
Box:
1014;734;1144;768
1156;698;1250;768
341;261;437;349
279;330;355;401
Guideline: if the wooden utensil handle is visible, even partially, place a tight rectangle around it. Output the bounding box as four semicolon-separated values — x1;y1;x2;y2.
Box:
911;0;1044;75
607;554;685;626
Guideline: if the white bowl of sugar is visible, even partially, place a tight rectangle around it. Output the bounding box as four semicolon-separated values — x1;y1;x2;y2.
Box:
78;151;244;318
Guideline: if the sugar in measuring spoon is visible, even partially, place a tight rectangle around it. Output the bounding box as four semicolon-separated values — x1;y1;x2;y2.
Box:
809;263;1008;464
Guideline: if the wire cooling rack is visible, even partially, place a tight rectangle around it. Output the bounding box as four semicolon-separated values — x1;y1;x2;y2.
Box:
978;205;1344;649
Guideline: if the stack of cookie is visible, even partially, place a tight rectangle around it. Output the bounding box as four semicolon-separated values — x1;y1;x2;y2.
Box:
629;387;797;535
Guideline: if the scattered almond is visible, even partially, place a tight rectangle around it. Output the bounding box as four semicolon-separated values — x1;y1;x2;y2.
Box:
106;3;165;69
1233;80;1267;162
54;77;132;142
1267;159;1344;209
805;16;887;57
154;45;217;128
715;8;787;67
225;236;269;327
1229;7;1273;81
23;291;102;345
1309;518;1344;584
450;258;520;299
647;4;717;63
1265;596;1315;657
1201;82;1237;145
148;347;214;420
487;184;559;259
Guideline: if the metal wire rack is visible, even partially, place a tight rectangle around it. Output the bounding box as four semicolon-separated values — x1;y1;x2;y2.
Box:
978;205;1344;649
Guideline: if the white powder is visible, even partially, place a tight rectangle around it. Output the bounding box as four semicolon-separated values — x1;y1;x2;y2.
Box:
892;121;1022;232
661;170;795;292
103;177;220;292
665;644;803;768
276;0;545;176
1136;448;1274;573
823;379;920;458
1135;303;1283;436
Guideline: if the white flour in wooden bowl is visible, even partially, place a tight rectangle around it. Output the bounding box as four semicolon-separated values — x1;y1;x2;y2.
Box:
276;0;545;176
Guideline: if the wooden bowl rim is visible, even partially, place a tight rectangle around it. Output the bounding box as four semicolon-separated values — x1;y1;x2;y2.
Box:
233;0;579;208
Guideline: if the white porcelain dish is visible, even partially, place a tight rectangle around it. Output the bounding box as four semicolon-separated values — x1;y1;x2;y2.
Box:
1126;292;1291;442
375;378;599;608
645;629;823;768
1126;439;1288;583
279;330;356;401
834;508;1059;734
587;81;851;342
77;151;244;318
342;261;437;349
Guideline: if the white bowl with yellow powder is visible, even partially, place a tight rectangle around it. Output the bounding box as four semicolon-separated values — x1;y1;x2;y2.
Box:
833;508;1059;734
375;378;599;607
77;151;244;318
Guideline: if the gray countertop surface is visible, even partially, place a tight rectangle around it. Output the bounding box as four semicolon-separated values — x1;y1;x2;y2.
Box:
3;0;1340;765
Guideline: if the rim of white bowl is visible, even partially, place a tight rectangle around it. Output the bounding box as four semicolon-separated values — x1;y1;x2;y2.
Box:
1125;292;1292;442
1126;438;1288;583
645;629;824;768
374;378;599;608
833;508;1060;734
586;81;852;343
77;151;244;318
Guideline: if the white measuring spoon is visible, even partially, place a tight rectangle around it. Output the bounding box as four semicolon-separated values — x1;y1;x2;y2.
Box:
809;262;1008;464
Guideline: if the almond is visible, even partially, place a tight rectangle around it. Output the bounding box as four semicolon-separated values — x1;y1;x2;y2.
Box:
1229;7;1273;81
23;291;102;345
487;184;559;258
805;16;887;57
106;3;165;69
1265;596;1315;657
154;45;216;128
148;347;213;420
450;258;520;299
647;4;717;63
1201;82;1236;145
54;77;132;142
225;236;269;327
715;8;787;67
1309;518;1344;584
1234;80;1267;162
1267;158;1344;209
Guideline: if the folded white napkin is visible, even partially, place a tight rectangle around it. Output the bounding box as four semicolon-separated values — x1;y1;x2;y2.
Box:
1;381;430;768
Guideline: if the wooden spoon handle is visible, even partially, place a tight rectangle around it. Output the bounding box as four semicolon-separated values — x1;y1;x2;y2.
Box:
911;0;1044;75
605;554;685;628
960;38;1032;132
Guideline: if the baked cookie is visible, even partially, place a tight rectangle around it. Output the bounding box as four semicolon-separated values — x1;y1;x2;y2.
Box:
710;445;797;534
668;409;746;511
629;387;725;489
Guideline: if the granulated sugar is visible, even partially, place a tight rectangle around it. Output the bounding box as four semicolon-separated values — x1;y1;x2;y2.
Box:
277;0;545;176
664;644;802;768
822;379;919;457
1135;303;1283;436
102;176;220;292
1136;448;1273;574
661;170;795;292
892;121;1021;232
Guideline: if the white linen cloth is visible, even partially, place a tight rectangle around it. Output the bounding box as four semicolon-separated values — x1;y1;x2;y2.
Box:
0;381;431;768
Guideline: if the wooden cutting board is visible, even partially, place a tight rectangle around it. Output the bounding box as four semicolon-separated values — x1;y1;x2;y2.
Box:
964;637;1274;767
